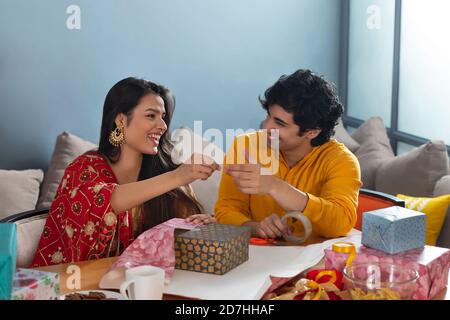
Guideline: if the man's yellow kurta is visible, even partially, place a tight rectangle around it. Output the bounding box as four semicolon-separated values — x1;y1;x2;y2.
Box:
215;132;362;239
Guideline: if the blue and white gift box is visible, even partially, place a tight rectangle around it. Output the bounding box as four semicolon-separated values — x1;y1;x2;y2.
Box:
0;223;17;300
361;206;426;254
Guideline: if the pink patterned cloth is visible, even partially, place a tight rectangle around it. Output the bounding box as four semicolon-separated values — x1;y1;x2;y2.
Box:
324;245;450;300
109;218;201;281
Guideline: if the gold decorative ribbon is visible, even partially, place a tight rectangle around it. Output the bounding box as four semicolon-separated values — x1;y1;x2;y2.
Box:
315;270;337;284
332;242;356;267
306;280;323;300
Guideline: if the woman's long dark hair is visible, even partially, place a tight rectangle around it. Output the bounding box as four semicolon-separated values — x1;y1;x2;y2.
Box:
98;77;203;231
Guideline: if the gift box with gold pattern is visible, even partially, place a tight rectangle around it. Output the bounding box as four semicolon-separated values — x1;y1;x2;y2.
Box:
174;223;251;275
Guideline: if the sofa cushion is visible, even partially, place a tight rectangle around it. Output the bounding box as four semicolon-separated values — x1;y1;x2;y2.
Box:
36;132;97;209
375;141;449;197
15;213;48;268
352;117;395;189
171;126;224;215
434;174;450;196
0;169;44;220
434;175;450;248
332;118;360;153
397;193;450;246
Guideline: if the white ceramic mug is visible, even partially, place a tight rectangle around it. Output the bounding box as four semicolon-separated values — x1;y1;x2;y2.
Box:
119;266;165;300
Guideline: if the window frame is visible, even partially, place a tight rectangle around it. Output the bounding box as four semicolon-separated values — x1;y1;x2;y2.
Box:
340;0;450;156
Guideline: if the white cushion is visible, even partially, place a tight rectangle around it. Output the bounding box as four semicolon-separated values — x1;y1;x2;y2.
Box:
15;213;48;268
0;169;44;220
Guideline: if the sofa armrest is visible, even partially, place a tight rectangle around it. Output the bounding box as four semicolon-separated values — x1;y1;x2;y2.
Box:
356;189;405;231
0;208;50;223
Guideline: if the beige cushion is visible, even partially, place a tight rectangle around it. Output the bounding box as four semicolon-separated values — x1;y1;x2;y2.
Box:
332;118;360;153
15;213;48;268
434;174;450;196
434;175;450;248
171;126;224;215
0;169;44;220
36;132;97;209
375;141;449;197
352;117;394;189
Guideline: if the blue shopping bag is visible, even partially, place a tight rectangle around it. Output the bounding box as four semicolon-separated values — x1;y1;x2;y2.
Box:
0;223;17;300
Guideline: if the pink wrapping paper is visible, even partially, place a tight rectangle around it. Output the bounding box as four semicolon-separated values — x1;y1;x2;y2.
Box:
109;218;201;281
324;245;450;300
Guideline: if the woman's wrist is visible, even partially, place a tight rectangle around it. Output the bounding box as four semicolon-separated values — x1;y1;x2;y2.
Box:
170;167;186;187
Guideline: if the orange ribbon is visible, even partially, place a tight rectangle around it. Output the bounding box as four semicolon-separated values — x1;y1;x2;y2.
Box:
314;270;338;284
306;280;323;300
332;242;356;267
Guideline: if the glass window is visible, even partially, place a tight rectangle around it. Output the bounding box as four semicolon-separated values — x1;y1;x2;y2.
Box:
347;0;396;124
396;142;416;155
346;126;358;134
398;0;450;145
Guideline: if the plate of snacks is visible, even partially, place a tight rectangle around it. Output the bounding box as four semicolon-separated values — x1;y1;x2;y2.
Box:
60;290;123;300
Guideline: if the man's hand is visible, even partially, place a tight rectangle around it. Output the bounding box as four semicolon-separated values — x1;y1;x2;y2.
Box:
226;151;279;195
243;214;288;239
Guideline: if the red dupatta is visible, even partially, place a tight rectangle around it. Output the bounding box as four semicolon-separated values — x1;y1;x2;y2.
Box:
31;151;137;267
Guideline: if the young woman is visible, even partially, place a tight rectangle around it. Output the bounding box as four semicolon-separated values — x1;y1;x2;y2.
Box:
32;77;219;267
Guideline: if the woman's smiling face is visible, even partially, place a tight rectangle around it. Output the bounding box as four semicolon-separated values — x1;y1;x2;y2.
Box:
119;93;168;155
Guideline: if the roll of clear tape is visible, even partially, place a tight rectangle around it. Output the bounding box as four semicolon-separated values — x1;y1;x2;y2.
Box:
280;212;312;244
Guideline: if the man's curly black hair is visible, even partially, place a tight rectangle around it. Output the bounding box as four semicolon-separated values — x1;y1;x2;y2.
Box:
259;69;343;147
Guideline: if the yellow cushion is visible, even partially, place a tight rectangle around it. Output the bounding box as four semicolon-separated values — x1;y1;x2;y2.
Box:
397;194;450;246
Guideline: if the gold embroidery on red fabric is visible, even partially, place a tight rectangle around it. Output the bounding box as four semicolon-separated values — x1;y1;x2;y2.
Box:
84;221;96;237
49;249;64;264
70;187;79;198
61;176;68;190
65;225;74;238
72;201;82;214
43;226;51;238
104;212;117;227
86;154;101;161
91;184;104;194
80;170;90;182
102;169;112;177
57;203;64;219
94;193;105;207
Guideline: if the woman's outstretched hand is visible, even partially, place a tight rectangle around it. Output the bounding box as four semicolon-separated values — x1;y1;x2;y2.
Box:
186;214;216;225
175;153;221;185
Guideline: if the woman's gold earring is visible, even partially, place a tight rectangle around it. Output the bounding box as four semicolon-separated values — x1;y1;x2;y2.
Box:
109;124;125;147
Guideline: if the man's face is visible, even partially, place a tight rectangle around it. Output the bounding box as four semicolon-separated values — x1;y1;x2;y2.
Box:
263;105;314;153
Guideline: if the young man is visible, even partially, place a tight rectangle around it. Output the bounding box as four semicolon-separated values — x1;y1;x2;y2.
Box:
215;69;362;240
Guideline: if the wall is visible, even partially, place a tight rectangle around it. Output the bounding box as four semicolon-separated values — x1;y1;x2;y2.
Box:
0;0;342;170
